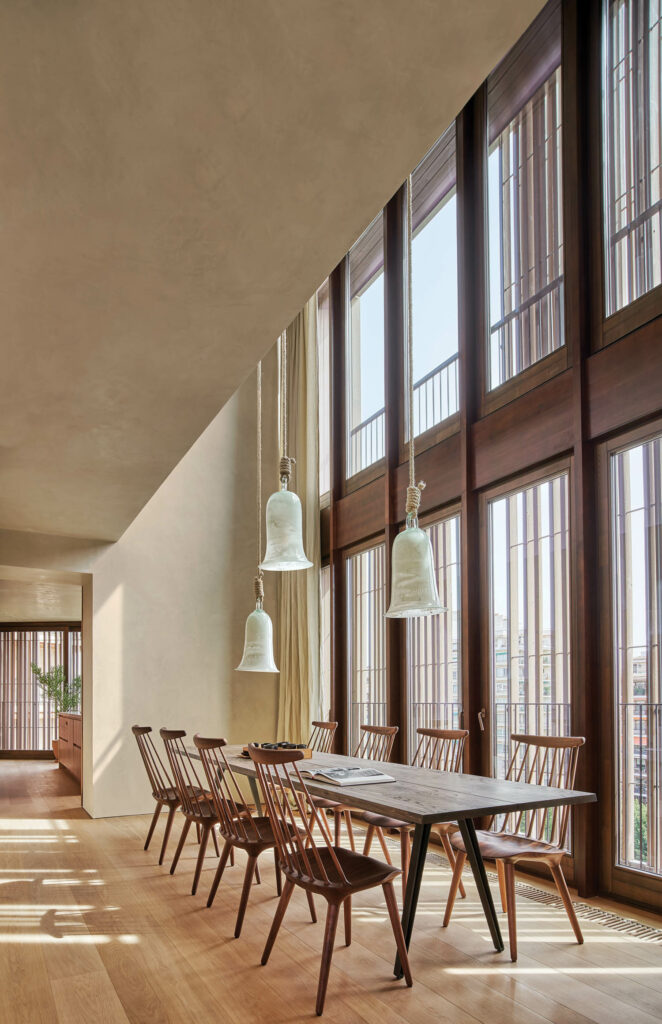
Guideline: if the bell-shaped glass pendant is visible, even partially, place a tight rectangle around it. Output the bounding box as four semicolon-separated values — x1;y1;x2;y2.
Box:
236;604;279;672
260;479;312;572
386;523;446;618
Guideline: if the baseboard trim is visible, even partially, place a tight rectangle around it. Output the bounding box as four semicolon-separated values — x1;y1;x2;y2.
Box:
0;750;56;760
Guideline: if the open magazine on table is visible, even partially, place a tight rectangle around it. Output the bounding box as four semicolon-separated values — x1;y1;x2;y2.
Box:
299;763;395;786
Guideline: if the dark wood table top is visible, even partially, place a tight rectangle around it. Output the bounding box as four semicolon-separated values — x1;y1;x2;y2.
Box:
215;746;596;826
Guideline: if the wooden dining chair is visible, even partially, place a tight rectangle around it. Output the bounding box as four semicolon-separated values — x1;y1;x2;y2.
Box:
248;743;412;1016
160;728;221;896
361;727;469;901
443;733;585;961
194;734;317;935
131;725;181;866
311;724;399;851
308;720;338;754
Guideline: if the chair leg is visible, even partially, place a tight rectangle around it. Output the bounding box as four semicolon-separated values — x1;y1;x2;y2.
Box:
191;824;210;896
504;861;517;961
400;830;411;904
316;901;340;1016
159;804;177;866
195;822;201;844
343;895;351;946
306;889;317;923
261;878;295;965
144;802;162;851
230;846;235;867
442;850;467;927
234;855;257;938
170;817;192;875
274;848;282;896
375;826;393;864
550;863;584;945
496;859;507;913
363;825;375;856
343;810;355;852
255;862;261;885
440;833;466;899
382;881;412;987
207;838;233;908
211;826;220;857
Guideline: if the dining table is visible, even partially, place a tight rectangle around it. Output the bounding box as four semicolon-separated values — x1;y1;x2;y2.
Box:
191;744;596;977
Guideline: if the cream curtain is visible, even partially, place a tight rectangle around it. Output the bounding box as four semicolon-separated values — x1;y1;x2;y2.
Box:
277;297;321;743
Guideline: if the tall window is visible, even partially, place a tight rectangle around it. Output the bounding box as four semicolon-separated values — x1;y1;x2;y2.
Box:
487;0;564;390
320;565;332;720
604;0;662;315
489;471;571;781
347;214;385;478
347;543;386;753
317;280;331;498
0;627;82;751
410;125;459;437
611;435;662;877
407;514;461;759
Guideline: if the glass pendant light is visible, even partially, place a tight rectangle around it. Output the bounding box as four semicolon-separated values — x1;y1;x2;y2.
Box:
237;362;279;672
260;330;312;572
386;176;445;619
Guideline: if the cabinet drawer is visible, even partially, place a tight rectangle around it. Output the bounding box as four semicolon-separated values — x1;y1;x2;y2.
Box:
72;718;82;747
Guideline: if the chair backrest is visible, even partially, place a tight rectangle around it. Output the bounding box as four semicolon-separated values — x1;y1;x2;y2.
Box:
411;727;468;772
353;723;398;761
308;721;338;754
248;744;351;888
159;728;213;820
494;733;585;849
194;734;268;844
132;725;175;801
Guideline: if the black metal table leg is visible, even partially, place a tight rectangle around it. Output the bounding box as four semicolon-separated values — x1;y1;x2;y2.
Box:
248;776;263;817
458;817;504;952
393;822;431;978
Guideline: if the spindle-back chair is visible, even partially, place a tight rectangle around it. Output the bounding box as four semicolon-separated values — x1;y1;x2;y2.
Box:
160;728;221;896
361;728;469;900
194;734;316;934
308;721;338;754
248;743;412;1016
132;725;181;865
443;733;585;961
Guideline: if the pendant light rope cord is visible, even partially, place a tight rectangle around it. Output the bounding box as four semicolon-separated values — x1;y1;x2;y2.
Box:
406;174;425;521
255;361;264;603
279;330;295;481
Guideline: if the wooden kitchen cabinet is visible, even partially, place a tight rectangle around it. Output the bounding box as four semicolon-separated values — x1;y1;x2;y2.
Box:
58;713;82;785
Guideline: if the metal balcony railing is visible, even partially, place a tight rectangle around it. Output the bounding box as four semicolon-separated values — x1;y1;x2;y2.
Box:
617;702;662;876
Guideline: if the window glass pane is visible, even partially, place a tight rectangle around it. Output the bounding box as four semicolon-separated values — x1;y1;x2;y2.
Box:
488;473;572;832
410;124;459;437
347;215;385;477
487;0;564;390
317;280;330;497
347;543;386;754
407;514;462;759
611;435;662;877
320;565;332;720
604;0;662;314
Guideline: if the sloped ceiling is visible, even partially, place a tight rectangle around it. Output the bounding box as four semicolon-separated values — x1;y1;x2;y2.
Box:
0;0;544;542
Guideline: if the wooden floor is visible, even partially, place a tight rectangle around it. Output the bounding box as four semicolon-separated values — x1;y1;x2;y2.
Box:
1;761;662;1024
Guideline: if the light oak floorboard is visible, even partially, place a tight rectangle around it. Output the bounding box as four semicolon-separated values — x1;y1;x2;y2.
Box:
1;761;661;1024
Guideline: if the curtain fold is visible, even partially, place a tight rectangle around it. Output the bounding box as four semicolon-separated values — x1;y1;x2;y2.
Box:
277;297;321;743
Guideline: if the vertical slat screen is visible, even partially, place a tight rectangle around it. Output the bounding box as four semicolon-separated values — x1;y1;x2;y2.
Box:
611;435;662;876
604;0;662;314
0;628;82;751
406;515;462;760
489;473;571;783
487;0;564;389
320;565;332;719
347;544;386;754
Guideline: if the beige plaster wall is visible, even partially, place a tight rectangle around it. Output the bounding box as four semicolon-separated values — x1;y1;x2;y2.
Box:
83;349;280;817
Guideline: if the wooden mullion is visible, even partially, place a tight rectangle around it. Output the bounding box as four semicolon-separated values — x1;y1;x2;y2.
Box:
457;91;486;777
384;185;406;764
329;259;348;754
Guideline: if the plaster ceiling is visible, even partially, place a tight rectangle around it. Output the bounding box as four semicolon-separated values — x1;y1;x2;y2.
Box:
0;0;544;542
0;579;82;623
